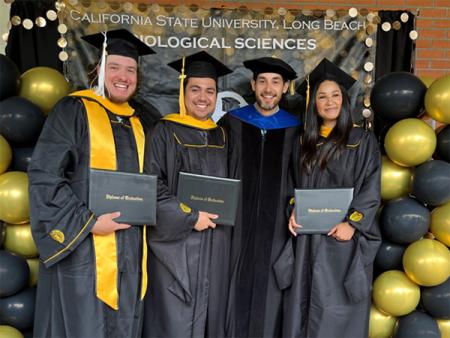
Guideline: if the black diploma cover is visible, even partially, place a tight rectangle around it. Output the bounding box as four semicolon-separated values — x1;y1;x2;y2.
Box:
177;172;241;226
89;169;157;225
295;188;354;234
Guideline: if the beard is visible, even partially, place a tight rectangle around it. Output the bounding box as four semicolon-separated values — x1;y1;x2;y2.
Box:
105;87;136;104
255;94;281;112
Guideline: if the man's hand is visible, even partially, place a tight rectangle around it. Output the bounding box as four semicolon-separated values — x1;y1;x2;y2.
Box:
194;211;218;231
288;210;302;237
327;221;355;241
91;211;131;235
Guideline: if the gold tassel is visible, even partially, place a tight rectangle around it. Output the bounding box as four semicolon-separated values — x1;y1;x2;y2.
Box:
289;80;295;96
304;75;310;130
178;56;187;117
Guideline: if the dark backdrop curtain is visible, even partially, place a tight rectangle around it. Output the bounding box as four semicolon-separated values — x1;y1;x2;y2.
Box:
6;0;62;73
374;10;415;141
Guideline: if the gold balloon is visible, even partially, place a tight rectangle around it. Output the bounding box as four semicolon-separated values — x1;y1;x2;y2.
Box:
430;202;450;246
19;66;70;115
380;156;412;200
420;75;436;88
0;325;24;338
403;239;450;286
4;223;38;258
372;270;420;316
0;135;12;175
384;118;436;167
27;257;39;286
437;319;450;338
368;305;397;338
425;75;450;124
0;171;29;224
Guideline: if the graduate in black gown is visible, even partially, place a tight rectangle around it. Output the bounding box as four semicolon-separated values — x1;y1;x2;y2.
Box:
284;59;382;338
219;57;301;338
28;30;156;338
142;51;233;338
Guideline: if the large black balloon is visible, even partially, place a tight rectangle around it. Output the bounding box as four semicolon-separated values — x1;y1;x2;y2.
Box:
375;239;406;271
11;146;35;172
412;160;450;206
0;287;36;330
0;54;20;101
380;197;430;244
437;126;450;162
421;277;450;319
371;72;427;122
394;310;440;338
0;96;45;145
0;250;29;297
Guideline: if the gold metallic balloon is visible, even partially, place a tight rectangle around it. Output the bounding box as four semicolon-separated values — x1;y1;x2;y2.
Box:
4;223;38;258
0;171;29;224
372;270;420;316
0;325;24;338
26;258;39;287
0;135;12;175
403;239;450;286
368;305;397;338
19;66;70;115
384;118;436;167
437;319;450;338
425;75;450;124
420;76;436;88
430;202;450;246
381;156;412;200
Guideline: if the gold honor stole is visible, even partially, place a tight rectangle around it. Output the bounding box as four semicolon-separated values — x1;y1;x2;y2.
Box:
71;90;148;310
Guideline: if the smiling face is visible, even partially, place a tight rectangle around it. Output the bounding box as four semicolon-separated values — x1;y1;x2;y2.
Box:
315;80;343;128
184;77;217;121
101;54;138;103
251;72;289;116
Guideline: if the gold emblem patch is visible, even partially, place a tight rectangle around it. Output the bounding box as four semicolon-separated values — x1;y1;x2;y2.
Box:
50;229;65;244
179;203;192;214
349;210;364;222
289;197;295;206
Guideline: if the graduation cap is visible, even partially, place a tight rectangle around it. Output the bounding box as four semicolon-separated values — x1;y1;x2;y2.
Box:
167;51;232;117
82;29;155;98
297;58;356;106
243;57;297;81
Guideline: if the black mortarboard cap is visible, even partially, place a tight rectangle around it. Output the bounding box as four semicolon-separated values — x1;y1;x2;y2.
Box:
243;57;297;80
167;51;232;81
81;29;155;62
297;58;356;98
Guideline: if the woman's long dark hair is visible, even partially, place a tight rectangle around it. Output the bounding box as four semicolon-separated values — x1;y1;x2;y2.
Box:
300;75;353;173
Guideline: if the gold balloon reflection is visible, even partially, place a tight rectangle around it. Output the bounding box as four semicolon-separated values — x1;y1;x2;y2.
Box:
380;156;412;200
0;135;12;175
437;319;450;338
403;239;450;286
0;171;29;224
4;223;38;258
430;202;450;246
27;258;39;287
425;75;450;124
368;305;397;338
372;270;420;317
384;118;436;167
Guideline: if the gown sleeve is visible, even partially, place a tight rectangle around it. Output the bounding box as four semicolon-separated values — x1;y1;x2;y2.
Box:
144;122;198;242
28;97;97;268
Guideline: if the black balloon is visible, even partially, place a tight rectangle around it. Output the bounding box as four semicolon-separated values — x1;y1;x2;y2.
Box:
375;239;406;271
380;197;430;244
0;250;29;297
412;160;450;206
11;146;35;172
371;72;427;122
421;277;450;319
394;310;440;338
437;125;450;162
0;54;20;101
0;286;36;330
0;96;45;145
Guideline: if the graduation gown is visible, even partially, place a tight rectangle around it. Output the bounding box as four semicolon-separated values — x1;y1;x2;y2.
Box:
142;119;232;338
29;94;144;338
219;105;301;338
282;127;382;338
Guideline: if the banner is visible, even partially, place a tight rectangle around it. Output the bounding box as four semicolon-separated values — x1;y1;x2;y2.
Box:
59;2;379;121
